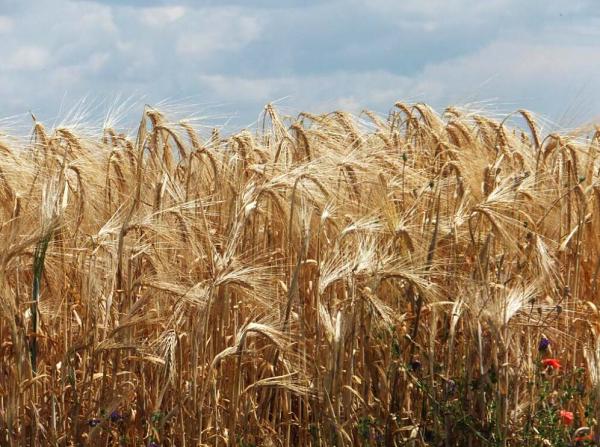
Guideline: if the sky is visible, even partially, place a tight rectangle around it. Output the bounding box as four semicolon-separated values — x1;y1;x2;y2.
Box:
0;0;599;130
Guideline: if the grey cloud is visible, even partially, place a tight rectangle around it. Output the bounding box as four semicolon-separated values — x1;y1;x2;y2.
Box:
76;0;327;8
0;0;598;129
70;0;164;6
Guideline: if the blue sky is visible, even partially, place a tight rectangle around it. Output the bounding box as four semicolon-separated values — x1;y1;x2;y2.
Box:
1;0;599;129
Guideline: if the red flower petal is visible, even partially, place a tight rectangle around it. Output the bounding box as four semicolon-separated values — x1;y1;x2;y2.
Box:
542;358;561;369
559;409;574;426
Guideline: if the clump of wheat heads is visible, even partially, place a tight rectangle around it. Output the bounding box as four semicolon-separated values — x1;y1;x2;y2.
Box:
0;103;597;446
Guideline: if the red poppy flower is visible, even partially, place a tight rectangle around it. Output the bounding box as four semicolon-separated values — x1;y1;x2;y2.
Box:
574;427;593;442
542;358;561;369
559;410;574;426
574;433;593;442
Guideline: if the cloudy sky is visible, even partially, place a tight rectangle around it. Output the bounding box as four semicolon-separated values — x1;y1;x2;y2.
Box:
0;0;599;129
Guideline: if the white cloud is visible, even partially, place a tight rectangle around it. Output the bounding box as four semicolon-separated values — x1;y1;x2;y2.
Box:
140;6;186;27
88;52;110;71
358;0;512;23
196;71;416;116
0;16;14;33
72;4;117;34
6;46;50;71
418;40;600;97
176;9;261;57
46;51;111;87
50;66;82;86
194;32;600;125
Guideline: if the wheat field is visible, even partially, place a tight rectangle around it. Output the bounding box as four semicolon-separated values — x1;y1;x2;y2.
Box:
0;102;599;446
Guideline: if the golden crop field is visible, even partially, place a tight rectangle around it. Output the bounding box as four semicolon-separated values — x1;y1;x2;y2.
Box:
0;103;598;446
